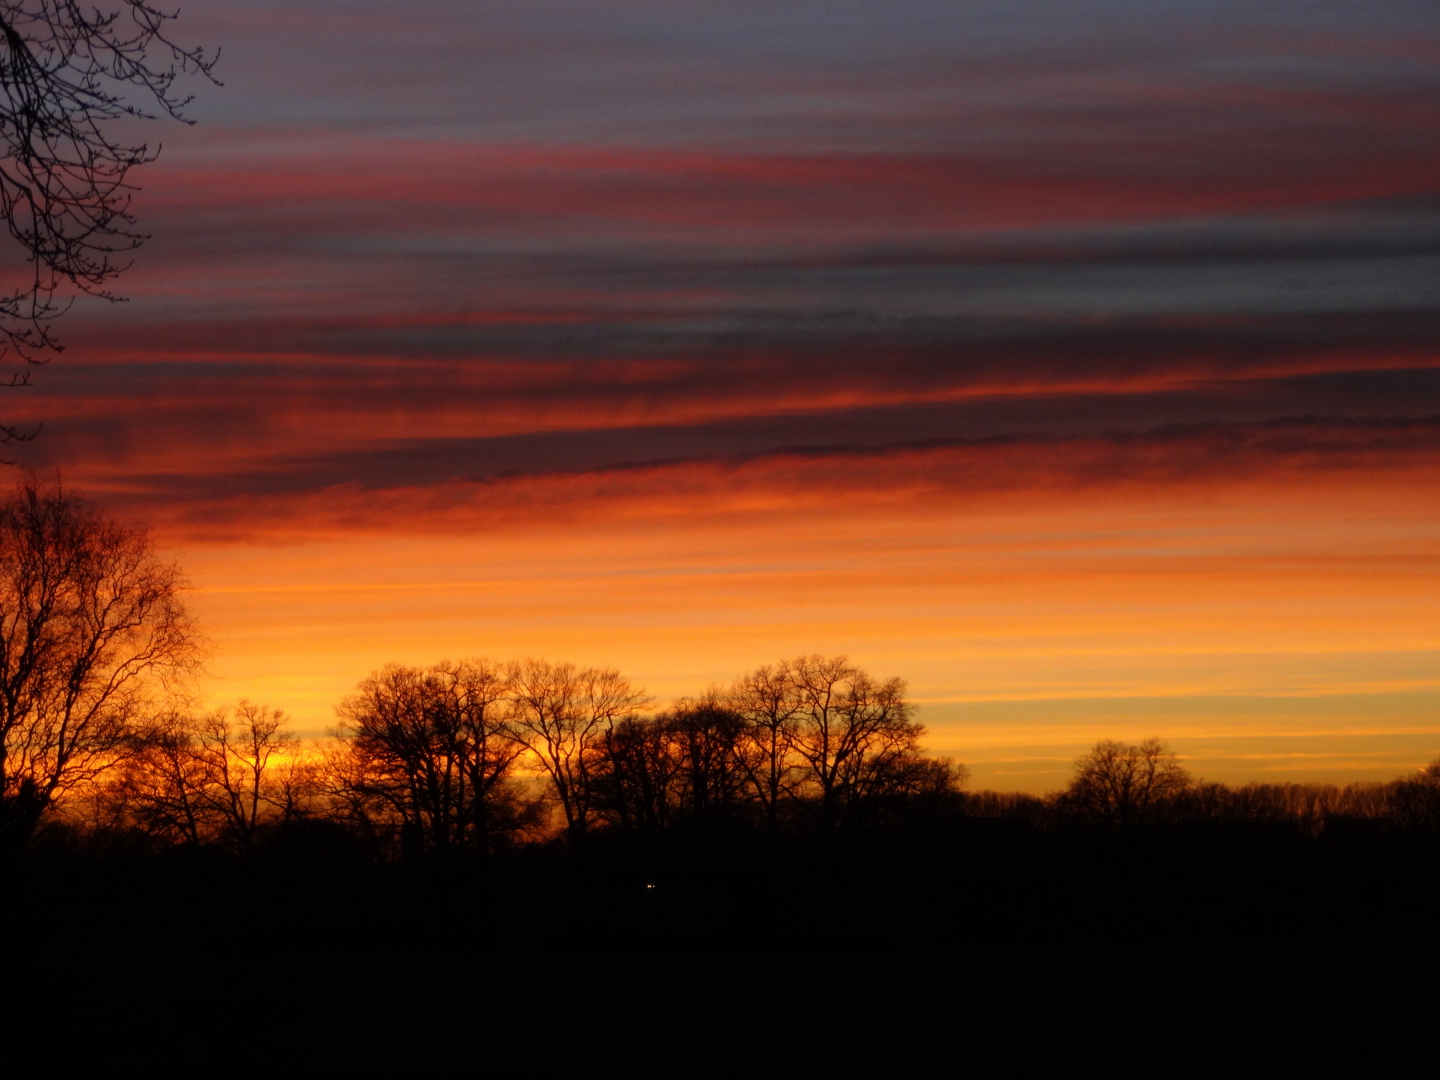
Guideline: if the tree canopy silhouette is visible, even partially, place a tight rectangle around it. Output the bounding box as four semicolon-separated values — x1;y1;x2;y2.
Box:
330;659;537;860
1062;737;1192;826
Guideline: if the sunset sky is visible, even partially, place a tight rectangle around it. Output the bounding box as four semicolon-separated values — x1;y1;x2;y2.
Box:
11;0;1438;790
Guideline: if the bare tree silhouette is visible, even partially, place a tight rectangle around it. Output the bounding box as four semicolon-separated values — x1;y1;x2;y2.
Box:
191;701;295;853
787;654;926;828
594;713;679;834
0;2;217;443
115;705;209;845
505;658;647;841
729;661;803;832
1390;759;1440;830
333;660;530;861
116;700;297;852
667;692;747;820
1062;737;1192;826
0;473;198;857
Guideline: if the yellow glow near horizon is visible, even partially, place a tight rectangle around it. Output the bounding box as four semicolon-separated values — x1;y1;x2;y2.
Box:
165;447;1440;793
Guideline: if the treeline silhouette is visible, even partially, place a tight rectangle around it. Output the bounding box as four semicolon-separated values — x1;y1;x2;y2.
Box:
54;654;959;857
69;712;1440;856
14;655;1440;1017
47;657;1440;857
18;654;1440;954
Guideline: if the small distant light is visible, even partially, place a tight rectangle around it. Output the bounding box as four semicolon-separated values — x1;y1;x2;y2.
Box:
645;883;656;889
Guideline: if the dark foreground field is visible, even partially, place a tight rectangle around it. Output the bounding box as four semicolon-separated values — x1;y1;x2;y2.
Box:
11;816;1440;1026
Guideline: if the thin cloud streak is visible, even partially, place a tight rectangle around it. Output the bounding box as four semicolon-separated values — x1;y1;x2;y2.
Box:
91;416;1439;541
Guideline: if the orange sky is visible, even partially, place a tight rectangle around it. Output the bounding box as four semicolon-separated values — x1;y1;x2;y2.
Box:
161;431;1439;791
9;1;1438;792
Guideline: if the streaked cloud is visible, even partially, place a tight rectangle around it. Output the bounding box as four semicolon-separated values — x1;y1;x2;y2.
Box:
6;0;1436;787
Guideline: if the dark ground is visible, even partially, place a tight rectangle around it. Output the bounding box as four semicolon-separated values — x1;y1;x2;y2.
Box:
10;816;1440;1027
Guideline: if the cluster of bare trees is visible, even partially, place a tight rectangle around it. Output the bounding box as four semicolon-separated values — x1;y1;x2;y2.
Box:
79;654;959;862
724;655;959;830
324;660;540;860
1167;767;1440;834
0;476;961;863
316;653;957;859
97;719;1440;859
107;701;302;853
592;664;963;836
968;737;1440;834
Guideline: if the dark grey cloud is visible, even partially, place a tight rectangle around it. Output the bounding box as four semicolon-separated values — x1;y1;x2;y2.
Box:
6;0;1436;531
